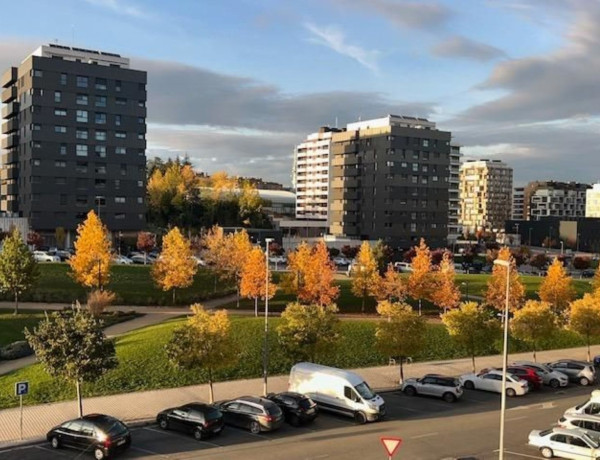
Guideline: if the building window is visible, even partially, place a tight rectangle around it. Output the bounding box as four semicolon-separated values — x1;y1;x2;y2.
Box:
76;195;88;206
412;163;418;172
95;78;107;90
423;139;429;147
76;162;88;173
410;223;417;232
95;130;107;141
432;176;438;182
54;160;66;168
412;175;418;183
138;149;145;156
33;159;41;166
137;197;143;204
115;115;121;126
77;76;88;88
116;97;126;105
54;91;61;103
115;197;126;204
95;179;106;188
115;131;126;139
60;194;67;205
115;213;126;220
59;144;67;155
76;94;88;105
55;125;67;133
76;110;88;122
115;80;122;92
33;69;43;77
33;142;42;149
95;146;106;158
32;123;41;131
60;73;67;85
115;147;126;155
137;117;144;124
76;129;88;140
76;145;88;157
120;164;127;175
95;164;107;174
95;113;106;124
114;179;121;189
386;161;394;167
95;96;107;107
138;100;145;107
137;133;144;140
137;180;143;187
56;177;66;185
54;109;67;117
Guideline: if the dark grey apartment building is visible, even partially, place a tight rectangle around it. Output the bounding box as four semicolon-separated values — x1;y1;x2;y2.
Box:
329;115;451;249
1;44;146;240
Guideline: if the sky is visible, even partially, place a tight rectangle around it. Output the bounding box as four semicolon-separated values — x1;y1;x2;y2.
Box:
0;0;598;187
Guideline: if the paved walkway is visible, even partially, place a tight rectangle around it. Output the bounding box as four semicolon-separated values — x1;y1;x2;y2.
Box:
1;343;600;447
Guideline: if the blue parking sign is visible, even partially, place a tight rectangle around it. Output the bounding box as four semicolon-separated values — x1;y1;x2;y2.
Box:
15;381;28;396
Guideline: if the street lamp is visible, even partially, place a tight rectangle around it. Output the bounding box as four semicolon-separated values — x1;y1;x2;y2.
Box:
263;237;273;397
560;241;564;255
493;258;511;460
461;281;469;302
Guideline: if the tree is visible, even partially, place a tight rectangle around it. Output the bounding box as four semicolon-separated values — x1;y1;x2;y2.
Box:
572;256;591;270
68;211;112;290
152;227;197;303
569;294;600;361
431;251;461;312
539;258;575;316
377;264;406;302
593;264;600;293
407;238;434;315
240;247;276;316
165;305;237;403
485;247;525;312
281;241;312;299
375;301;426;382
220;230;253;307
238;180;267;227
441;302;500;372
202;225;227;292
299;241;339;306
0;229;39;314
25;305;117;417
341;245;359;260
402;248;417;263
372;240;393;274
350;241;381;313
136;231;156;265
431;249;448;267
529;253;549;269
511;300;556;362
277;302;340;362
27;231;43;250
54;227;66;249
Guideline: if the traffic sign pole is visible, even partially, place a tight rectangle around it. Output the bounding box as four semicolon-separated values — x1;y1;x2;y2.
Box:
380;436;402;459
15;381;29;441
19;394;23;440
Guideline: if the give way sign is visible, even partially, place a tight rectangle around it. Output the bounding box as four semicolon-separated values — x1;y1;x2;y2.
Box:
380;437;402;459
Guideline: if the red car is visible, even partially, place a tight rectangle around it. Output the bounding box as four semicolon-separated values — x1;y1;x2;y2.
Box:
505;366;543;390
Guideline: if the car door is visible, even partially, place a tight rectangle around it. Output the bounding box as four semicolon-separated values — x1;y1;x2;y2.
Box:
549;434;571;459
169;408;190;431
555;362;574;378
343;386;361;415
55;421;78;448
419;377;436;396
222;403;241;427
567;435;593;459
78;421;97;452
237;403;257;429
478;374;495;392
583;403;600;416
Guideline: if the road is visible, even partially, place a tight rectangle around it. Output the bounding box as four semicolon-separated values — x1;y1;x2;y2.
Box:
0;381;596;460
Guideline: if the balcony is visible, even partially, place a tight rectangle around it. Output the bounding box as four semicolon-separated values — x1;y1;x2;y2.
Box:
1;150;17;165
1;86;16;104
1;118;18;135
1;101;19;119
0;168;18;180
1;183;17;196
1;135;19;150
1;68;17;88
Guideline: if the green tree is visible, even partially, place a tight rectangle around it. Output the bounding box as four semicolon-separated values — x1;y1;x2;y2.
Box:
372;239;393;274
375;301;426;382
0;229;39;314
54;227;66;249
569;294;600;362
25;305;117;417
511;300;557;362
351;241;381;313
277;302;340;362
165;305;238;403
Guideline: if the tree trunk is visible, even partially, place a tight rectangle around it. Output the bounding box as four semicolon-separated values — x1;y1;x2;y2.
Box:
361;294;365;314
76;380;83;418
471;354;476;373
214;274;217;293
587;334;591;362
172;288;176;305
254;297;258;317
236;285;240;308
208;368;214;403
533;347;537;363
13;292;18;316
418;299;422;316
399;357;404;383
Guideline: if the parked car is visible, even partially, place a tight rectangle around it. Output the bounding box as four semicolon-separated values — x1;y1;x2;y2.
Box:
191;256;206;267
393;262;413;273
33;251;60;262
333;256;350;266
547;360;595;386
564;390;600;417
504;366;543;390
480;265;492;274
130;254;155;264
401;374;463;402
512;361;569;388
49;250;72;262
528;427;600;459
459;370;529;397
46;414;131;460
266;392;318;426
216;396;284;434
559;413;600;439
581;269;595;278
269;256;286;265
156;403;224;440
113;255;133;265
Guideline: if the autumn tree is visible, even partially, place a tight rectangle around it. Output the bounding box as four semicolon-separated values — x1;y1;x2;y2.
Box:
569;294;600;362
136;231;156;265
277;302;340;362
351;241;381;313
68;211;112;290
152;227;197;303
485;247;525;312
341;245;359;260
26;231;43;250
430;251;461;312
511;300;557;362
572;256;591;270
281;241;312;299
165;305;237;403
377;264;406;302
529;253;549;270
221;230;253;307
593;264;600;293
238;180;267;227
240;247;276;316
202;225;226;292
0;229;39;314
408;238;434;315
299;241;339;306
539;258;575;317
372;240;393;274
441;302;500;372
375;301;426;382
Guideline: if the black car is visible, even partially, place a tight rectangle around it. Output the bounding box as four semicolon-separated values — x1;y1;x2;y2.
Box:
46;414;131;460
217;396;284;434
582;269;595;278
157;403;224;440
266;392;318;426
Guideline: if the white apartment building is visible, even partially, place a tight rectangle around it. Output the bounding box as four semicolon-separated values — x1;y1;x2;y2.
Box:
459;159;513;234
524;181;589;220
512;186;525;220
586;183;600;218
448;144;462;242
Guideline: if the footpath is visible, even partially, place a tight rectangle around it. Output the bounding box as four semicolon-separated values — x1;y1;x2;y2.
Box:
2;343;600;448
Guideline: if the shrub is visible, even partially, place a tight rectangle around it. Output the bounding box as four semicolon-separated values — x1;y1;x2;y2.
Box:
87;290;116;317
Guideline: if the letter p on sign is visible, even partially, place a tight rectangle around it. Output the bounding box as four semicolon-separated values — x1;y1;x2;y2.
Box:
15;381;29;396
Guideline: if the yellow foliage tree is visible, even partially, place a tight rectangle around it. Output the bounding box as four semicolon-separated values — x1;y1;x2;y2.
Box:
539;258;575;317
152;227;197;304
408;238;434;315
221;230;253;307
511;300;557;362
209;171;237;201
593;264;600;293
485;247;525;312
431;251;461;312
377;264;406;302
300;241;340;306
351;241;381;313
68;210;112;289
281;242;312;298
240;247;276;316
569;294;600;362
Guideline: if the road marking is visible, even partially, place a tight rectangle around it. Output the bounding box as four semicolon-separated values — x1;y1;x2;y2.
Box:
130;445;170;457
228;426;271;440
34;445;70;457
142;426;223;447
144;426;170;435
493;449;543;459
401;406;425;413
308;455;330;459
410;432;438;439
506;415;528;422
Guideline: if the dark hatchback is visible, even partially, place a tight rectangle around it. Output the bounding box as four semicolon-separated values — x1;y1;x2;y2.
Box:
266;392;318;426
217;396;284;434
156;403;224;440
46;413;131;460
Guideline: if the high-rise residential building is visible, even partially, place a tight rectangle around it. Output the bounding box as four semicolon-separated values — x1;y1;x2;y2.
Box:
292;127;341;220
512;186;525;220
459;159;513;234
328;115;452;248
1;44;147;239
447;144;462;242
523;181;589;221
586;183;600;218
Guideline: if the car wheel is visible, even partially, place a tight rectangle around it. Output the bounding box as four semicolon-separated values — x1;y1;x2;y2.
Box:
404;386;417;396
549;379;560;389
193;428;204;441
158;417;169;430
354;411;367;425
463;380;475;390
442;392;456;403
540;446;553;458
94;447;106;460
250;421;261;434
50;436;60;449
580;377;590;386
506;388;516;397
289;414;301;427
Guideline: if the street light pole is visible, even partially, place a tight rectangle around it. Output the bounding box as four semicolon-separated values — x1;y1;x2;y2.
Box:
494;258;511;460
560;241;564;255
263;237;273;397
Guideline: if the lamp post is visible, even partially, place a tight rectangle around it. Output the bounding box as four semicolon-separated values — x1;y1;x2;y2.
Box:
560;241;564;256
461;281;469;302
263;237;273;397
493;258;511;460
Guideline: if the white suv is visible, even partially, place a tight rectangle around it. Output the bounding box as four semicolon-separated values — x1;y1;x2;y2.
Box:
401;374;463;402
33;251;60;262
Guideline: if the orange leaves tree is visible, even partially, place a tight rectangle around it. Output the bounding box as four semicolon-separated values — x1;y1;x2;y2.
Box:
511;300;557;362
377;264;406;302
431;251;461;312
350;241;381;313
569;294;600;362
240;246;276;316
136;231;156;265
485;246;525;312
539;258;575;316
282;241;312;298
68;210;112;290
152;227;197;304
407;238;434;315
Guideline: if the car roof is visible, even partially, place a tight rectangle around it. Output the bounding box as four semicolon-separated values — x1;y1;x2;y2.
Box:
564;413;600;423
182;403;217;412
423;374;455;379
236;396;276;407
545;427;592;437
272;391;308;399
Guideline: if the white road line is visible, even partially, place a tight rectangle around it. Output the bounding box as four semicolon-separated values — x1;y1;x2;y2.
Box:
410;432;439;439
34;445;70;457
142;426;223;447
144;426;171;435
130;445;171;458
228;427;271;440
401;406;425;413
506;415;529;422
493;449;543;459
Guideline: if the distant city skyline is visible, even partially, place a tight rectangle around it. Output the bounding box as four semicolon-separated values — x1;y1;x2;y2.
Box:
0;0;598;186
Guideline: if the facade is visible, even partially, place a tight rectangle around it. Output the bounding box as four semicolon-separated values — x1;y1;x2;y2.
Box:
1;44;147;236
523;181;589;221
447;144;462;242
459;159;513;234
586;183;600;218
328;115;451;249
512;186;525;220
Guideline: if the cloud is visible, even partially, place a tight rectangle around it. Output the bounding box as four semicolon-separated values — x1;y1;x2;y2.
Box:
431;35;507;61
83;0;147;18
304;23;380;72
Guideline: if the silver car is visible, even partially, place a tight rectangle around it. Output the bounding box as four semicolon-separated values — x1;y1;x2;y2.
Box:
547;360;595;386
401;374;463;402
512;361;569;388
559;413;600;438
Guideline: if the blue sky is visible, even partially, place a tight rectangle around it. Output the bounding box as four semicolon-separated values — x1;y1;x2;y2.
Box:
0;0;598;186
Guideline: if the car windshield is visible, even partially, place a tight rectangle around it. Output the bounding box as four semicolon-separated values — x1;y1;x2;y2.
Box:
583;433;599;448
355;382;376;400
93;417;128;436
204;409;222;420
298;399;314;410
267;406;282;416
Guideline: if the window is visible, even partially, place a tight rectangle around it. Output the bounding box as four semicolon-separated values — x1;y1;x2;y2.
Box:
59;143;67;155
95;113;106;124
120;164;127;175
32;123;41;131
60;73;67;85
54;109;67;117
138;100;145;107
95;96;106;107
114;179;121;189
33;69;43;77
54;91;61;103
115;131;126;139
95;146;106;158
115;213;126;220
33;159;40;166
59;194;67;205
76;94;88;105
77;76;88;88
137;117;144;124
95;164;107;174
55;126;67;133
386;161;394;167
95;78;107;90
137;133;144;140
412;163;418;172
76;145;88;157
137;197;143;204
95;179;106;188
115;80;122;92
410;223;417;232
76;110;88;122
76;129;88;140
56;177;66;185
76;196;87;206
115;115;121;126
95;130;106;141
115;147;126;155
116;97;126;105
137;180;143;187
54;160;66;168
75;162;88;173
423;139;429;147
115;197;126;203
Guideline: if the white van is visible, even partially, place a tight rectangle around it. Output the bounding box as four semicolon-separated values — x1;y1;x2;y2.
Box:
288;363;385;423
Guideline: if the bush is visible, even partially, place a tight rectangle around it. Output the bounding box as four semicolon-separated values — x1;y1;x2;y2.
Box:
573;257;591;270
87;290;116;317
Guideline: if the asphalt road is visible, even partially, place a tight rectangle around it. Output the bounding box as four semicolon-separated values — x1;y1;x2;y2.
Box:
0;383;596;460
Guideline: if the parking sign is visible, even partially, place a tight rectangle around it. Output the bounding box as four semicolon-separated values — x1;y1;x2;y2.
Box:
15;381;29;396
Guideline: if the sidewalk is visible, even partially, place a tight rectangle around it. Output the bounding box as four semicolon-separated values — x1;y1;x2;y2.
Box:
2;343;600;447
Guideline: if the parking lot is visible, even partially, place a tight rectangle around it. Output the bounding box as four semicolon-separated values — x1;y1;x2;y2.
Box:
0;383;596;459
